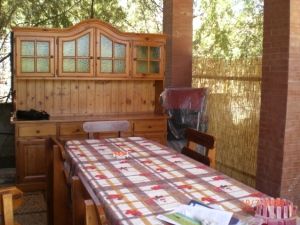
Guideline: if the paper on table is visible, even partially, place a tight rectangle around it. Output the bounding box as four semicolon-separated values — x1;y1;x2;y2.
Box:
157;204;233;225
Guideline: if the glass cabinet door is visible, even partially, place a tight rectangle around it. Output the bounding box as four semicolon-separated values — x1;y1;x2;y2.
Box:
16;37;54;76
96;32;129;77
133;42;164;78
58;29;94;76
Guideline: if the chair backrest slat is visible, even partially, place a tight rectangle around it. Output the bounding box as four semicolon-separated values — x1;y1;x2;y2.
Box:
182;128;216;168
186;128;215;149
83;120;130;139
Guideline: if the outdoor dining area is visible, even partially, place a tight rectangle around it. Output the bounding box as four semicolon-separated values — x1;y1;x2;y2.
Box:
0;0;300;225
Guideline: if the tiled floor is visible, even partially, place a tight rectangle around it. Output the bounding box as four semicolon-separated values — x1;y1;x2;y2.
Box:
0;168;47;225
15;192;47;225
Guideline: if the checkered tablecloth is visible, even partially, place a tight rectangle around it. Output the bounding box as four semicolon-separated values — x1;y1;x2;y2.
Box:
65;137;265;225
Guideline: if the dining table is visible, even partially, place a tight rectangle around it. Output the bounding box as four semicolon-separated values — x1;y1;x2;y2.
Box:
65;136;268;225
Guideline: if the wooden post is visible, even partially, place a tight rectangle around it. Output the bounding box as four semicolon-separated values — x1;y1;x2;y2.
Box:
163;0;193;87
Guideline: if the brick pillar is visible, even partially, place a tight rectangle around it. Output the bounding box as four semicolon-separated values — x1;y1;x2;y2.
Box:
163;0;193;87
257;0;300;206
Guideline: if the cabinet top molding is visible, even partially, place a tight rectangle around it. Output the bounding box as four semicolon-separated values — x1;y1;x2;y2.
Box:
12;19;167;40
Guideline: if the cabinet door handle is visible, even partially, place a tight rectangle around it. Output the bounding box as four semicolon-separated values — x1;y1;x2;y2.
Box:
36;130;40;134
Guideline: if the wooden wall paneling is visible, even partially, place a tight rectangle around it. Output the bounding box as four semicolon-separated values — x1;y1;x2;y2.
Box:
70;80;79;114
44;80;54;115
143;81;151;112
148;81;155;112
35;80;45;111
78;81;87;114
132;81;140;112
103;81;112;113
119;81;127;113
53;81;62;115
111;81;119;113
61;80;71;115
126;81;134;113
16;80;27;110
86;81;95;115
26;80;36;110
135;81;148;112
95;81;104;114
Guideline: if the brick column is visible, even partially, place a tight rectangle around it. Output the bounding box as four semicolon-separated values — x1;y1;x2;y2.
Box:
163;0;193;87
257;0;300;206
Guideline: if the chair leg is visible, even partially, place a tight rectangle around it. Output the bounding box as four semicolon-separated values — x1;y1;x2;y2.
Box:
72;176;88;225
1;193;14;225
85;200;98;225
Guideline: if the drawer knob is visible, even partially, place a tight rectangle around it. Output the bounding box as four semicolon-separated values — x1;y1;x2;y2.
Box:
148;126;152;128
36;130;40;134
75;129;80;132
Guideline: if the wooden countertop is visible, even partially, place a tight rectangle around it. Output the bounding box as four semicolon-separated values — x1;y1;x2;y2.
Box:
11;113;168;124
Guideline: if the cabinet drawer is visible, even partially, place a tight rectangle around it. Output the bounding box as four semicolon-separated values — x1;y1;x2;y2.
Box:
134;119;166;132
59;123;85;136
18;124;56;137
134;132;166;145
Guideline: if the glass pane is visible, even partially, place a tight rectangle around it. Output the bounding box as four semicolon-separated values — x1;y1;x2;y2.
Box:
100;60;112;72
77;59;89;72
100;36;112;57
77;34;89;57
37;58;49;72
21;58;34;72
136;61;148;73
150;47;160;59
150;61;160;73
21;41;34;56
36;42;49;56
136;46;148;59
63;58;75;72
115;43;125;58
63;41;75;56
114;60;125;73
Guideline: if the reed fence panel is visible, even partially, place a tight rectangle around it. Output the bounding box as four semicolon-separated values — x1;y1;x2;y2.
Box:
192;57;262;187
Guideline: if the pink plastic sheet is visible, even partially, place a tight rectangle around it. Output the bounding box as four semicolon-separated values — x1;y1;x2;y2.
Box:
160;88;208;140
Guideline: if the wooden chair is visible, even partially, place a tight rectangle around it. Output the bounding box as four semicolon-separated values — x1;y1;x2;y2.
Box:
47;138;71;225
82;121;130;139
72;176;108;225
0;186;23;225
181;128;216;168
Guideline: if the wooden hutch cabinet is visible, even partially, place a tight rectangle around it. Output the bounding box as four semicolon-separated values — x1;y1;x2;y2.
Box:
12;19;167;191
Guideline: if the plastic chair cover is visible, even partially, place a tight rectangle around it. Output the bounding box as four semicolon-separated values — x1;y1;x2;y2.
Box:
160;88;208;141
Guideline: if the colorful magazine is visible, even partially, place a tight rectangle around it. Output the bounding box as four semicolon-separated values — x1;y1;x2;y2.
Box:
157;212;202;225
188;200;239;225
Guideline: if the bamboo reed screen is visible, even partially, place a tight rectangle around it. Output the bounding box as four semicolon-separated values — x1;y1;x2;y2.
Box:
192;57;262;187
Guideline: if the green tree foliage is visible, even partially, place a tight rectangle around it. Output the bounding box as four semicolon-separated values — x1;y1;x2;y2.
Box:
0;0;128;62
0;0;263;61
193;0;263;58
121;0;162;33
3;0;127;28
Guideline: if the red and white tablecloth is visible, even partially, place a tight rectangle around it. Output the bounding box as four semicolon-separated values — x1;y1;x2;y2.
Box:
65;137;265;225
